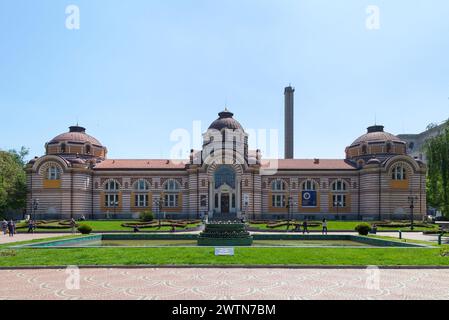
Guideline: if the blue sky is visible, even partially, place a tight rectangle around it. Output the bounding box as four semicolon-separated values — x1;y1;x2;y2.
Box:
0;0;448;160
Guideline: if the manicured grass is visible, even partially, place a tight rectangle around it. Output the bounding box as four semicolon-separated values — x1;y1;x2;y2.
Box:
1;245;449;267
17;220;201;233
249;221;439;232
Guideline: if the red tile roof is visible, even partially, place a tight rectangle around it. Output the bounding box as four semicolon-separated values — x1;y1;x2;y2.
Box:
94;158;355;170
261;159;355;170
94;159;188;170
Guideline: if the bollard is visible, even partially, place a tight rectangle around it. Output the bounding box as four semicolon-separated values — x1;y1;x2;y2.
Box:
438;234;442;246
399;230;402;240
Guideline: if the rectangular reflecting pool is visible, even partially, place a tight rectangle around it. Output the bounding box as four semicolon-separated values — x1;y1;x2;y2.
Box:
19;234;426;248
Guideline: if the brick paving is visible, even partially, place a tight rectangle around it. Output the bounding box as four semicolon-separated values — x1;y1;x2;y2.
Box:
0;233;69;245
1;268;449;300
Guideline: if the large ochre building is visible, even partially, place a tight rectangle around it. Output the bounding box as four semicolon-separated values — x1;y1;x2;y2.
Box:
26;109;427;220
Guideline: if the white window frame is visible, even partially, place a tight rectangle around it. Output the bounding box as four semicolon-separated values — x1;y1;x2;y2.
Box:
302;180;316;191
135;194;148;207
392;165;407;180
47;166;60;180
105;194;119;208
271;180;286;191
332;194;346;208
332;180;347;192
164;194;178;207
272;194;286;208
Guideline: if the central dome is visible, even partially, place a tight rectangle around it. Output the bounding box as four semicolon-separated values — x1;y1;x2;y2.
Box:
350;125;403;147
208;109;244;131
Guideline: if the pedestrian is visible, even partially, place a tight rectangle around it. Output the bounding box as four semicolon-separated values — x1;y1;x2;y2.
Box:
27;219;34;234
1;219;7;235
8;220;15;237
322;218;328;235
70;218;77;234
80;215;86;221
302;220;309;234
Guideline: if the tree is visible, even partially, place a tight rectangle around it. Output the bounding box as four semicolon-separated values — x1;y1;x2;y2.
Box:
425;121;449;217
0;147;29;217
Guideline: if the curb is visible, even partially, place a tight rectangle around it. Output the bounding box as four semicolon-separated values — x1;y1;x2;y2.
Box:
1;265;449;270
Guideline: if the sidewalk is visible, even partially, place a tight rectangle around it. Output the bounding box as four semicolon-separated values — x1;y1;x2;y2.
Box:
0;233;68;245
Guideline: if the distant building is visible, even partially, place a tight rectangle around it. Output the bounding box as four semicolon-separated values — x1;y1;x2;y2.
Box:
397;121;448;163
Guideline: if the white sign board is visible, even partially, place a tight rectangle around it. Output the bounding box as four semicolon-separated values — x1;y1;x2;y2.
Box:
215;248;235;256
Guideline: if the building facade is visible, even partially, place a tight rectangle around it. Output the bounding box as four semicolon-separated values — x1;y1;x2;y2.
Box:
26;110;427;220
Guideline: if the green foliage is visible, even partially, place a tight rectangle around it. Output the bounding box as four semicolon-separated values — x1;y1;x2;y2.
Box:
139;211;154;222
77;224;92;234
0;148;28;215
355;223;371;236
425;120;449;217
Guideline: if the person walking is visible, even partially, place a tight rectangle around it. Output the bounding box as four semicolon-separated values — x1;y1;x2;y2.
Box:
322;218;328;235
27;220;35;234
1;219;7;235
70;218;77;234
302;220;309;234
8;220;15;237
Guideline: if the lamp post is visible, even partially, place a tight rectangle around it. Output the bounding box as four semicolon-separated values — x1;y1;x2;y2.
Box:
32;198;39;221
334;201;343;218
408;196;418;231
153;198;163;228
286;196;297;230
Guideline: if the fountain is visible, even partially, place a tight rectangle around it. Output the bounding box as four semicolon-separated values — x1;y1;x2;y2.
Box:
197;220;253;246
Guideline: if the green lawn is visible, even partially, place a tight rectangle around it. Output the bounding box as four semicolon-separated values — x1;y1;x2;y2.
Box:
1;234;448;267
1;246;449;267
17;220;201;233
249;221;439;232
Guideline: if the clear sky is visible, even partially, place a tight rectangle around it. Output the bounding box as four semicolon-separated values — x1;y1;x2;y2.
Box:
0;0;448;161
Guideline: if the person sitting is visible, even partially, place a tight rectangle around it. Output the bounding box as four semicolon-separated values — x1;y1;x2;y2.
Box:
133;226;140;233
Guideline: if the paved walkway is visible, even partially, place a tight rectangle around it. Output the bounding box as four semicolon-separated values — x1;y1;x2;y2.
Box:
1;268;449;300
0;233;68;245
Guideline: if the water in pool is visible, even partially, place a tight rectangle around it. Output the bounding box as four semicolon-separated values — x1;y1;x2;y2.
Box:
58;239;373;247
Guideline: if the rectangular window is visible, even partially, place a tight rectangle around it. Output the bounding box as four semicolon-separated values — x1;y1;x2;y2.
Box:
135;194;148;207
200;195;207;207
272;194;286;208
164;194;178;207
105;194;119;208
332;194;346;208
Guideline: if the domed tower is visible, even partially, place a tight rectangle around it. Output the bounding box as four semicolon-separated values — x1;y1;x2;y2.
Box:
346;125;406;167
202;109;248;165
45;125;107;159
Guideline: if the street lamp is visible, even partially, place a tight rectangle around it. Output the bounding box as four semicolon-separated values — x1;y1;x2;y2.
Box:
286;196;297;230
32;198;39;221
334;201;343;218
408;196;418;231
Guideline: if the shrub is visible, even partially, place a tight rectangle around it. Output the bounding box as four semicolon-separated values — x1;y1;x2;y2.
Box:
355;223;371;236
77;224;92;234
139;211;154;222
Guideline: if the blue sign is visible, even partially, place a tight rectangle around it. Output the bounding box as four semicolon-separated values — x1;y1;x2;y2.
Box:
215;248;235;256
302;191;317;207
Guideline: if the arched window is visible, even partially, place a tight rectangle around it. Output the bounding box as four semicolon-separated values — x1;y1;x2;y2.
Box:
47;166;60;180
134;179;149;207
392;165;407;180
271;179;286;191
135;179;149;191
105;180;119;191
104;180;120;208
331;180;347;208
214;165;236;189
302;180;317;191
60;143;67;153
85;144;91;154
164;179;180;191
331;180;347;192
